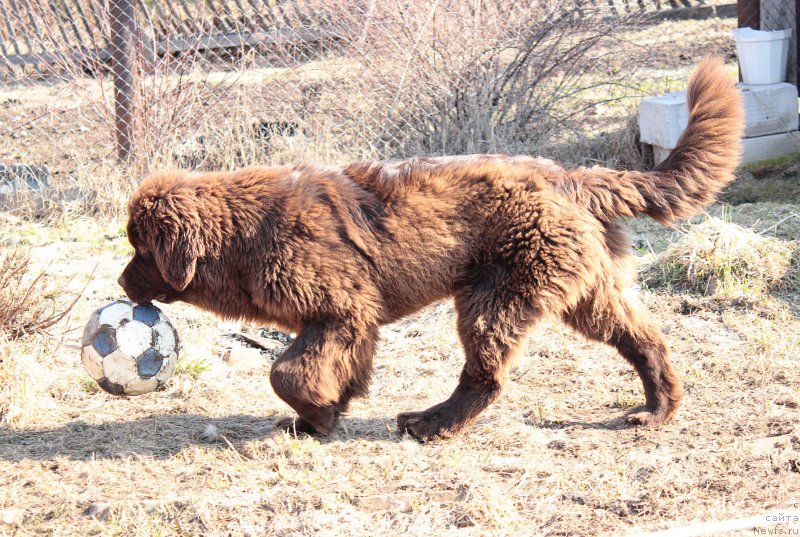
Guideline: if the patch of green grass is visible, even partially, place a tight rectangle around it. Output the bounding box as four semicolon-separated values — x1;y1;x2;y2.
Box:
721;178;800;206
722;161;800;205
740;152;800;172
74;373;101;395
173;356;212;380
611;389;641;409
0;221;49;248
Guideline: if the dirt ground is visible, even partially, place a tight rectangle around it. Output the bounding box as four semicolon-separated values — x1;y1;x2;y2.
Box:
0;162;799;536
2;9;800;537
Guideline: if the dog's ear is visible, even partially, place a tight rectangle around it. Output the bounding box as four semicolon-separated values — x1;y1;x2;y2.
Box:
151;213;202;291
130;179;205;291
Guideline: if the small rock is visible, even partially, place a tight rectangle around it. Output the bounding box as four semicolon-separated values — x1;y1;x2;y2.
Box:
138;500;161;514
357;493;417;512
430;490;462;503
85;503;112;521
200;424;221;442
257;328;295;346
222;347;263;370
607;500;631;518
0;509;23;525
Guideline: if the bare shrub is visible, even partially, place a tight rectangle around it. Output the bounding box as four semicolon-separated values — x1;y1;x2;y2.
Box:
548;112;646;169
12;0;651;176
0;248;80;340
325;0;648;158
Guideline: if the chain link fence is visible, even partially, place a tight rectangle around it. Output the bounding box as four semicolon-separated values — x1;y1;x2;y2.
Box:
0;0;735;203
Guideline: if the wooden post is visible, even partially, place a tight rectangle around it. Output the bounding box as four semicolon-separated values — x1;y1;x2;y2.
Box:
738;0;760;29
109;0;136;163
797;0;800;87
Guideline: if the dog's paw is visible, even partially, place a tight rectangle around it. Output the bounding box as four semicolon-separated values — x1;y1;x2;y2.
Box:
625;407;666;426
273;416;319;436
397;411;452;442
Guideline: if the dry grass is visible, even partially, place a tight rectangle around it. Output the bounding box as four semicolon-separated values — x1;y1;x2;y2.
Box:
641;216;800;297
1;185;799;535
0;3;738;228
332;2;650;157
0;242;84;427
0;162;139;223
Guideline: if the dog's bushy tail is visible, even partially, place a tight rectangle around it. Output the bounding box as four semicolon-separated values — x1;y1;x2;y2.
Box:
560;56;744;225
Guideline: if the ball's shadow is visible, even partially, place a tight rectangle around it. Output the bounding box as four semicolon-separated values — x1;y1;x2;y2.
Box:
0;414;403;462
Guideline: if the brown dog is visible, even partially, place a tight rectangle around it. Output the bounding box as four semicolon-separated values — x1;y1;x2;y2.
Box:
119;57;743;441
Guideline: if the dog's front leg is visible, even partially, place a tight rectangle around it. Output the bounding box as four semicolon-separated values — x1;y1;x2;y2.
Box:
270;320;377;435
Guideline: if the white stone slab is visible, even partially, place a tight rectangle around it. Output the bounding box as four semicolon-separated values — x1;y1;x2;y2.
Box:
650;130;800;166
652;145;673;166
639;91;688;149
639;83;799;148
741;130;800;164
740;83;799;137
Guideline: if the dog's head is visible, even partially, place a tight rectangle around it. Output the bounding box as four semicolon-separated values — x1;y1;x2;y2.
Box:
119;172;206;304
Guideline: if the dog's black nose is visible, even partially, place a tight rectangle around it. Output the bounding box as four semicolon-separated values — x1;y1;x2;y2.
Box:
117;275;126;288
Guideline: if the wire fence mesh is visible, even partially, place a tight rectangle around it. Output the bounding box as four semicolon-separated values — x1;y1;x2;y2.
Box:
0;0;740;194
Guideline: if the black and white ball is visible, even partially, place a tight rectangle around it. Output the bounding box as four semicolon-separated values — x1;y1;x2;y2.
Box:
81;299;179;395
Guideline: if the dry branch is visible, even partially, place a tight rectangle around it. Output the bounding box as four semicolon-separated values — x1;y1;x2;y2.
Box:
0;248;82;340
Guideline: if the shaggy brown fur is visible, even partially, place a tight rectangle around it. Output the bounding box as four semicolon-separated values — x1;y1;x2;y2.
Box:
119;57;744;441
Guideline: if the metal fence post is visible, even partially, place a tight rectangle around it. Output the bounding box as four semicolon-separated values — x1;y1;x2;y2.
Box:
109;0;136;163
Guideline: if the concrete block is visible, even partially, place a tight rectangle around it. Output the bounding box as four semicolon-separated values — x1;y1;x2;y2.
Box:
741;130;800;164
740;83;799;137
0;164;49;194
639;82;799;148
639;91;688;149
653;145;673;166
651;131;800;166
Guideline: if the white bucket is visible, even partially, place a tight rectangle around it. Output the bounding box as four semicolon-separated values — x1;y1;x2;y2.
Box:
733;27;792;85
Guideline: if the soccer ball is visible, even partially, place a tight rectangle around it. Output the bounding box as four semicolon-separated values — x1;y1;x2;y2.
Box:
81;299;179;395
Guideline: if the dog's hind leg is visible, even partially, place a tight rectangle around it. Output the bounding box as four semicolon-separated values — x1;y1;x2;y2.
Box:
395;194;605;441
564;288;683;426
397;285;539;442
270;321;377;435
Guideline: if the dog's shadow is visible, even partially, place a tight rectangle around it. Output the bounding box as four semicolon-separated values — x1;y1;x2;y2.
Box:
0;414;402;462
0;413;634;461
533;417;630;431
